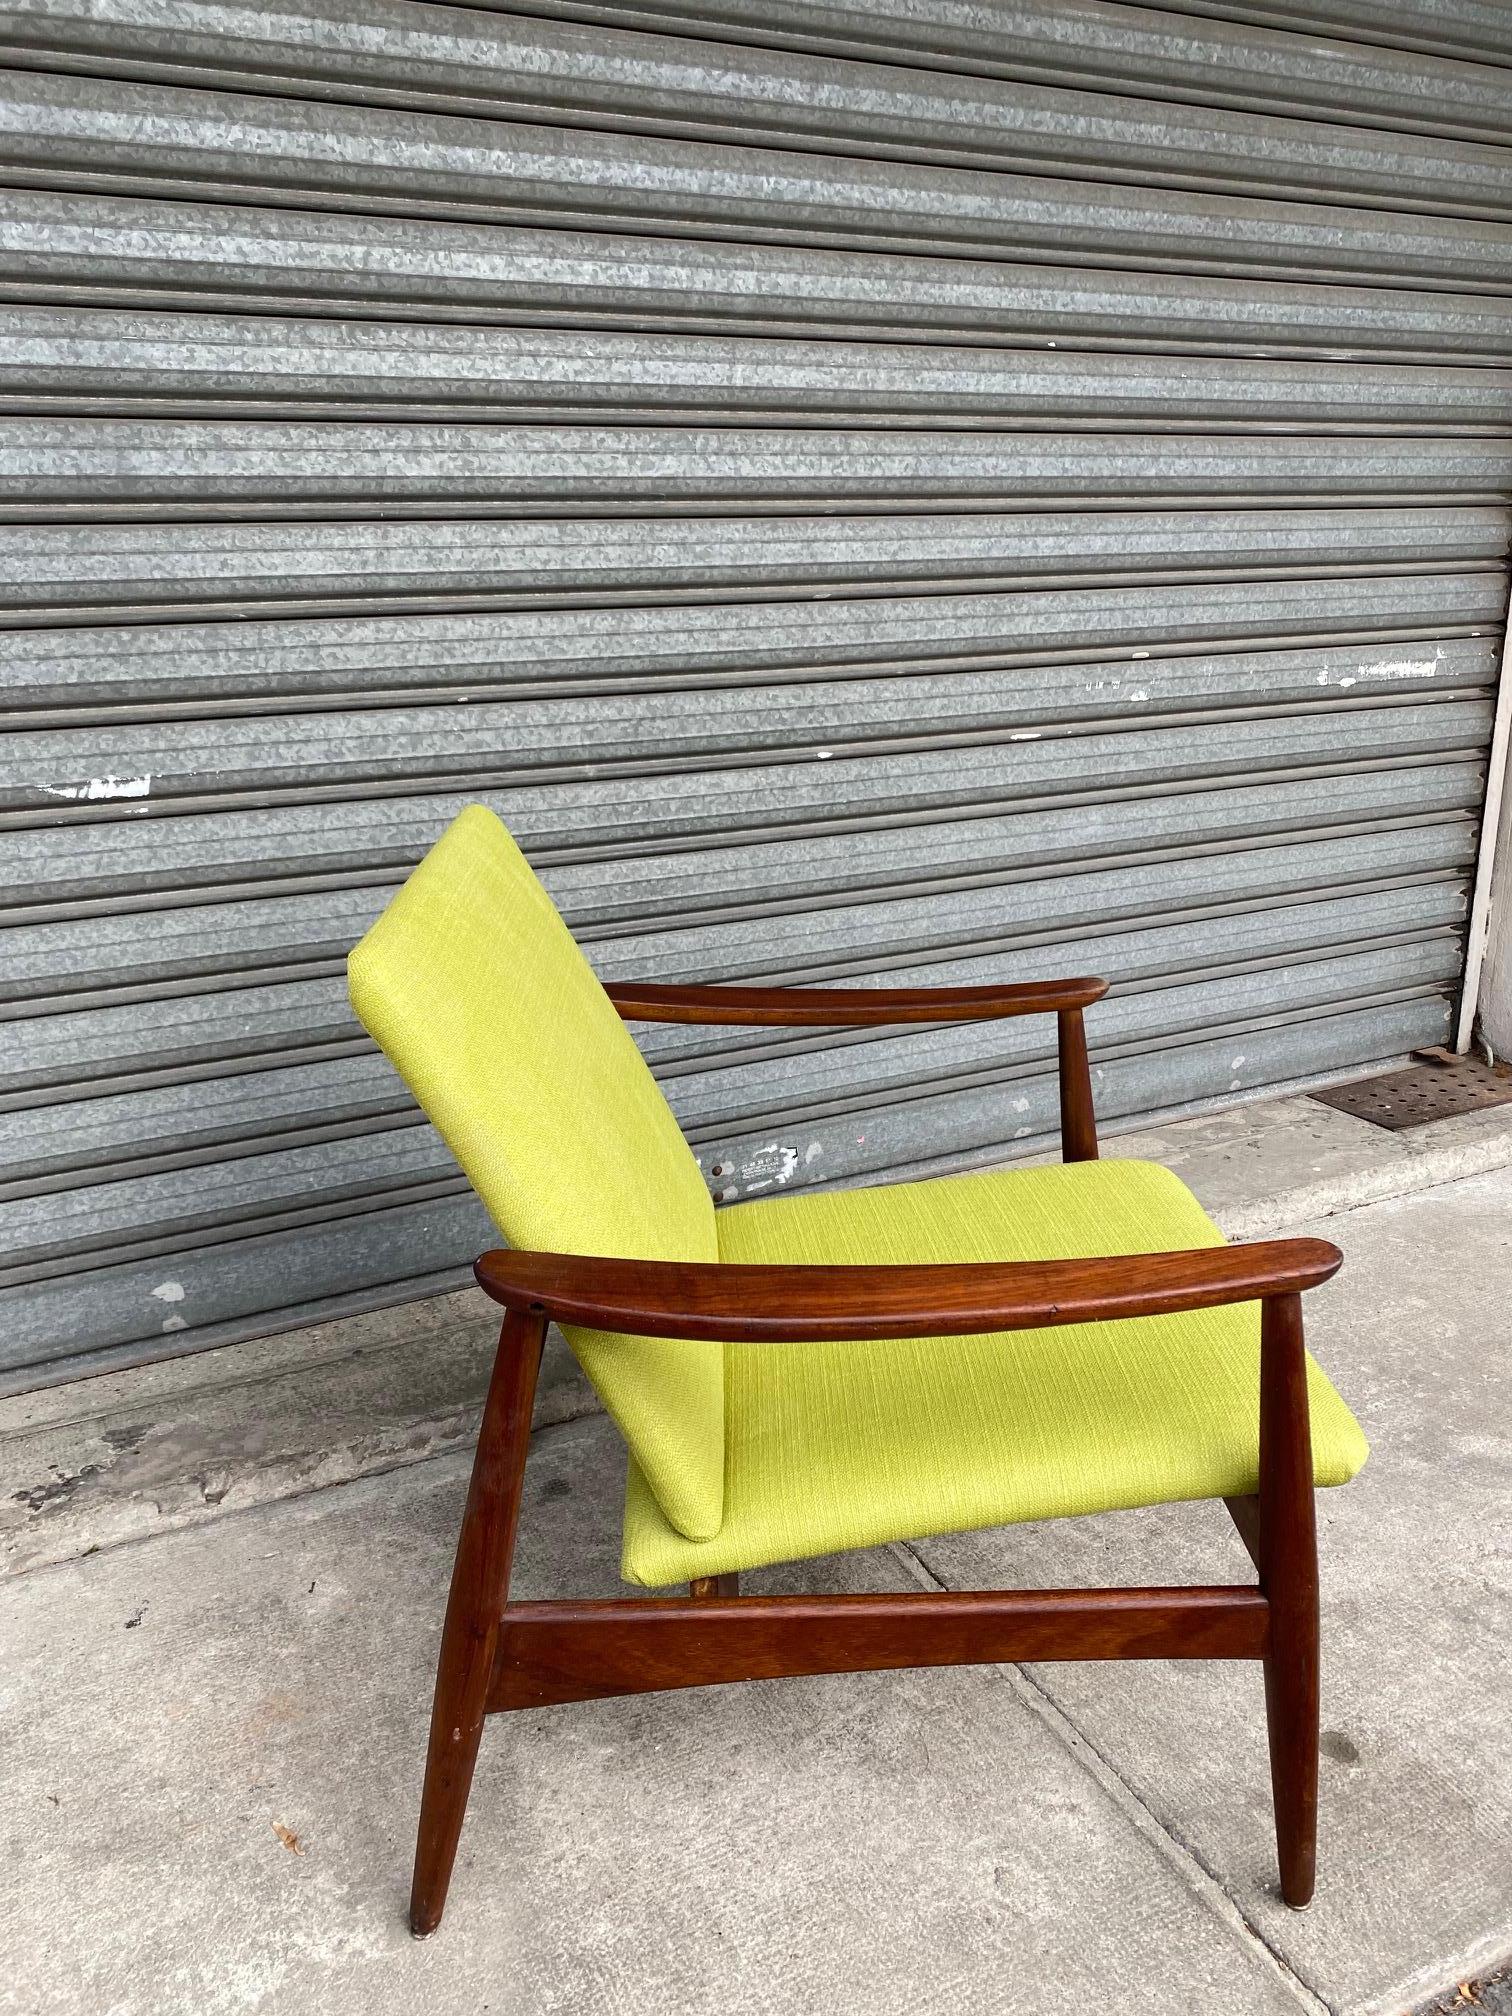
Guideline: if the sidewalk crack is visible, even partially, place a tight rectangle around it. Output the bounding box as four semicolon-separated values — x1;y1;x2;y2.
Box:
887;1540;1334;2016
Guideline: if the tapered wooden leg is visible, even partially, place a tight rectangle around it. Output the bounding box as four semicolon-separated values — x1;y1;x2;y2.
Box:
1257;1292;1320;1909
410;1307;546;1938
1056;1006;1099;1161
688;1574;739;1597
1223;1493;1261;1571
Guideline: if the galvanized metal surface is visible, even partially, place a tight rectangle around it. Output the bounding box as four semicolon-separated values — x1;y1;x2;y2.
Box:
8;577;1502;711
0;3;1508;1386
5;690;1499;827
9;427;1510;523
1151;3;1512;67
9;0;1511;148
3;510;1506;626
2;875;1473;1127
1;774;1481;980
3;21;1508;221
7;201;1512;338
10;317;1512;427
456;0;1512;118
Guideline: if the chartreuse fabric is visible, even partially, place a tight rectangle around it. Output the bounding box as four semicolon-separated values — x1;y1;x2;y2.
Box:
620;1159;1369;1587
347;804;1368;1585
347;804;725;1540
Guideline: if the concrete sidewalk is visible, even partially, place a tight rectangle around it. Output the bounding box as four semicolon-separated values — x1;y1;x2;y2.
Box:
2;1157;1510;2014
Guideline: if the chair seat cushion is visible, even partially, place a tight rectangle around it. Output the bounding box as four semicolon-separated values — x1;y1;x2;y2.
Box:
619;1159;1368;1587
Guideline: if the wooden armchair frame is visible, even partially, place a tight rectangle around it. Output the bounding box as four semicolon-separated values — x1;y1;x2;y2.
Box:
410;977;1337;1935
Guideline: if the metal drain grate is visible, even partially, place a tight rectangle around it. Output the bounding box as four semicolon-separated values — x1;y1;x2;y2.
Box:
1311;1050;1512;1132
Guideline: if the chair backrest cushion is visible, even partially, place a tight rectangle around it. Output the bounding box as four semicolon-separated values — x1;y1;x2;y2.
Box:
348;804;724;1539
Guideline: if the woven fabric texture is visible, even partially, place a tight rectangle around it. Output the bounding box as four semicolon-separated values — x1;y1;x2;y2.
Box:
620;1158;1368;1586
347;804;724;1539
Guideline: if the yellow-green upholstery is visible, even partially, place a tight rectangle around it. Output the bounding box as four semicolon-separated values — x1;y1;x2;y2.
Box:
620;1159;1368;1587
348;804;1368;1589
348;805;725;1540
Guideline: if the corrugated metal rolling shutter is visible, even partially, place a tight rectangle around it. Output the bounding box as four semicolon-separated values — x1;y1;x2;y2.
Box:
1;0;1509;1389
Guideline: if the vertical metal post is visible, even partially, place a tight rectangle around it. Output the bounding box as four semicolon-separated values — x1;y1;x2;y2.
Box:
1454;591;1512;1053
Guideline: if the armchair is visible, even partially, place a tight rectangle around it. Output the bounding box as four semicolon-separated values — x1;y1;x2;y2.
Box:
347;805;1366;1938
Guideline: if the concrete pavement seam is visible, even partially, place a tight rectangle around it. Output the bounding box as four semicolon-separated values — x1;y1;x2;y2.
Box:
886;1541;1335;2016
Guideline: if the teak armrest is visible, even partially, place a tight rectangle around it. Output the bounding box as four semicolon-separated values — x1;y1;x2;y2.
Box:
474;1239;1342;1343
605;977;1109;1026
607;975;1110;1160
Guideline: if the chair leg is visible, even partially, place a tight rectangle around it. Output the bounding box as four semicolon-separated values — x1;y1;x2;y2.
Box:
688;1574;739;1597
1257;1292;1320;1910
410;1307;546;1938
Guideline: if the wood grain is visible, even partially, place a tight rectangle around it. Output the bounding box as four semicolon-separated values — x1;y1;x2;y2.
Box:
1224;1493;1262;1572
1058;1004;1099;1161
1257;1291;1321;1909
409;1308;545;1939
489;1587;1270;1711
474;1239;1344;1341
606;976;1109;1025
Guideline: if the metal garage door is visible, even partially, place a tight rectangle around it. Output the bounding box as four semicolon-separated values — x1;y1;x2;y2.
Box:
2;0;1509;1387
